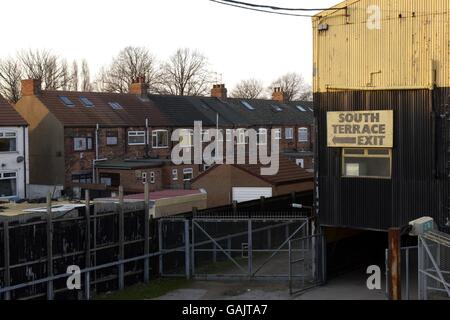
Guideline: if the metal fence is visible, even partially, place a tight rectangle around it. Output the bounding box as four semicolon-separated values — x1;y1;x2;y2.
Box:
418;230;450;300
385;245;418;300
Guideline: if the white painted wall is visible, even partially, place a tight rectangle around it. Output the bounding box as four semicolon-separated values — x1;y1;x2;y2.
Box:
0;126;29;200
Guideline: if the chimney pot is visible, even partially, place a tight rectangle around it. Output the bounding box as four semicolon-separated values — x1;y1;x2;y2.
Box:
272;87;286;102
211;83;227;99
129;76;149;96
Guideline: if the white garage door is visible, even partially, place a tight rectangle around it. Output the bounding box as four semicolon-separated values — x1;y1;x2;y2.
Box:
232;187;273;203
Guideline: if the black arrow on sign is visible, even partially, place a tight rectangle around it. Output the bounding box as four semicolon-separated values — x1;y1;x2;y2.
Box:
332;136;357;144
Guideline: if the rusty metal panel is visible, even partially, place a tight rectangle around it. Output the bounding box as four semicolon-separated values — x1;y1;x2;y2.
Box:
313;0;450;92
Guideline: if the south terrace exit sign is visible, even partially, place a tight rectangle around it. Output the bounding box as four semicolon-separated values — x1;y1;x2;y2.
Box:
327;110;393;148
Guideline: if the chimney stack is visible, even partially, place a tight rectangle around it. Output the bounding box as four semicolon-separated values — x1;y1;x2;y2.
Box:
211;84;227;99
21;79;41;96
129;76;149;96
272;87;286;102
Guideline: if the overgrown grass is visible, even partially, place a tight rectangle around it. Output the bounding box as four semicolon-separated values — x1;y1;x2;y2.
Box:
95;278;192;300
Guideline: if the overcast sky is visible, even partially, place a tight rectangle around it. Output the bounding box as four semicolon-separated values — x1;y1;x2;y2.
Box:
2;0;340;89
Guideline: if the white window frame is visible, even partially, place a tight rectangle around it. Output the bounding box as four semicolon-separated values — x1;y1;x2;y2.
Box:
201;129;210;142
0;171;18;198
274;128;282;140
237;128;247;145
172;169;178;181
149;171;155;184
106;131;118;146
141;172;147;183
128;131;146;146
73;137;93;151
0;131;17;153
257;128;267;145
179;129;193;148
152;130;169;148
225;129;233;142
298;127;309;142
296;158;305;168
183;168;194;181
285;128;293;140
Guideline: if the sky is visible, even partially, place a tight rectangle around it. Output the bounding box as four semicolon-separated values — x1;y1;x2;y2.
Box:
1;0;340;90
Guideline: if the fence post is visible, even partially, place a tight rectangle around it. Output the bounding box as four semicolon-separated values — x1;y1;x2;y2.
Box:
184;219;190;279
85;190;91;299
3;219;10;300
158;219;163;275
118;186;124;290
46;193;54;300
144;182;150;283
388;227;401;300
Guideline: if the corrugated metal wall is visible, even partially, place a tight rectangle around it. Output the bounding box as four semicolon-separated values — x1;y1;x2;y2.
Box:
313;0;450;92
315;88;448;230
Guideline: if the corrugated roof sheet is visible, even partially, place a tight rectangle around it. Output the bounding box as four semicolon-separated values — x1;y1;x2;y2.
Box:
0;95;27;126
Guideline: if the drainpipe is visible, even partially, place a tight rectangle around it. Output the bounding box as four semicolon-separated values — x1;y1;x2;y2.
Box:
93;158;108;184
145;118;150;158
23;126;27;199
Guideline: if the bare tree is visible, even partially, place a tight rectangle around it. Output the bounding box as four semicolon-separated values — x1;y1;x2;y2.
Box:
18;49;71;90
70;60;79;91
80;59;92;91
231;78;265;99
269;72;312;101
157;48;213;96
0;57;23;103
95;46;158;93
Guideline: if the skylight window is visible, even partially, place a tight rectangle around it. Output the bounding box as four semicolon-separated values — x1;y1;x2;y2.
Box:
59;96;75;107
79;96;94;107
308;107;314;112
109;102;123;110
296;105;306;112
272;104;282;112
241;101;255;110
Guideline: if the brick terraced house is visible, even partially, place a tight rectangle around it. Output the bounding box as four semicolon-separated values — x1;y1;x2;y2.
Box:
14;78;314;197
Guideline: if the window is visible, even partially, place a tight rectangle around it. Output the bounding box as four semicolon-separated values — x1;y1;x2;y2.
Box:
296;105;306;112
274;128;281;140
226;129;232;142
0;172;17;197
257;128;267;145
109;102;123;110
0;132;17;152
296;158;304;168
241;101;255;110
59;96;75;107
179;129;193;148
183;168;193;181
71;173;92;184
237;129;246;144
172;169;178;181
285;128;293;140
152;130;169;148
79;96;94;107
106;131;118;145
141;172;147;183
149;172;155;184
272;104;282;112
298;127;309;142
342;148;391;179
201;129;210;142
74;137;93;151
128;131;145;145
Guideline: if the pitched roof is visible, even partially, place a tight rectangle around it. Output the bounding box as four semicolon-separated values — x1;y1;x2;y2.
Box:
192;155;313;186
0;95;27;126
36;91;170;127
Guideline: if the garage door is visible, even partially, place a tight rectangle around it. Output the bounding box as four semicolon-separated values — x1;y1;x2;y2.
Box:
232;187;273;203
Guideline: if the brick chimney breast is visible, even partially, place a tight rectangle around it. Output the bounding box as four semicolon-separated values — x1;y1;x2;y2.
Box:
211;84;227;99
21;79;42;96
272;87;286;102
129;76;149;96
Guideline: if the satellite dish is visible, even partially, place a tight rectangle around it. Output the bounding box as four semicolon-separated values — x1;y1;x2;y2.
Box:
17;156;24;163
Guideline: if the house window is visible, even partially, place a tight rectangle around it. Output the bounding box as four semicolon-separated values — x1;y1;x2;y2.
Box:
257;128;267;145
149;171;155;184
152;130;169;148
298;127;309;142
237;129;246;145
128;131;146;145
226;129;233;142
141;172;147;183
285;128;293;140
0;132;17;152
106;131;118;145
274;128;282;140
74;137;93;151
201;129;210;142
71;173;92;184
179;129;193;148
342;148;391;179
172;169;178;181
296;158;304;168
183;168;193;181
0;172;17;198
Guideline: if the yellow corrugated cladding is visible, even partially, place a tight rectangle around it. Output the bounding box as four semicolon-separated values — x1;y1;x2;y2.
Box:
313;0;450;92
